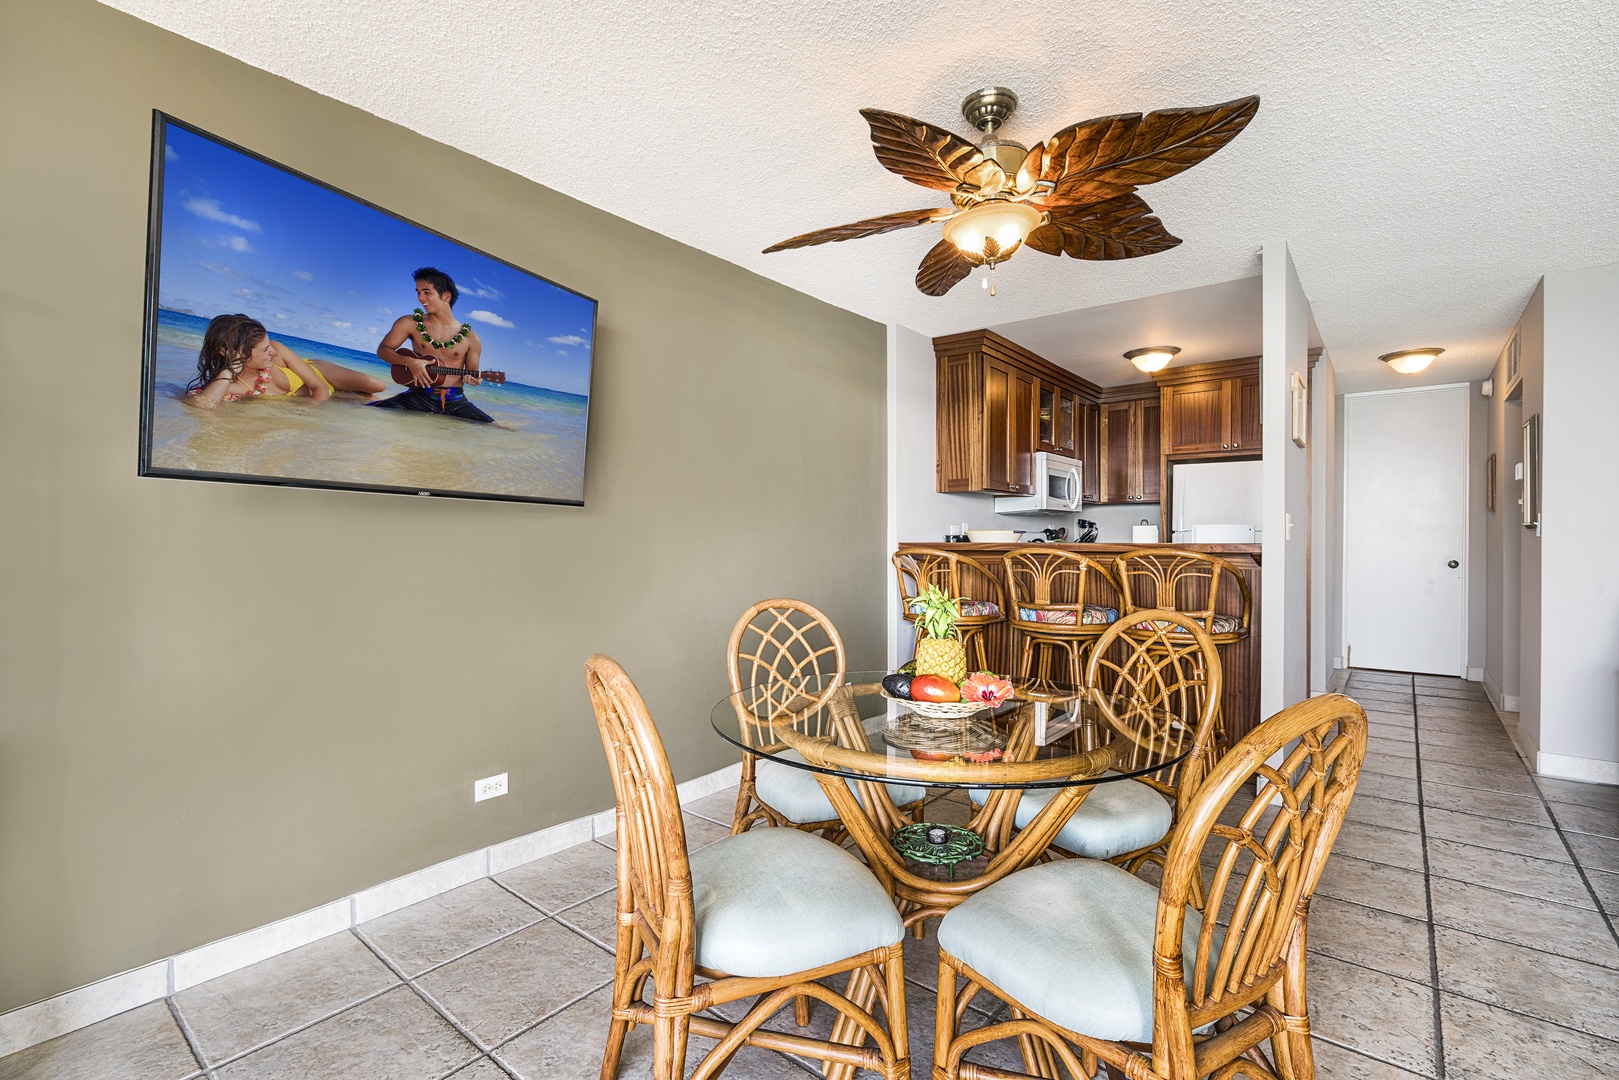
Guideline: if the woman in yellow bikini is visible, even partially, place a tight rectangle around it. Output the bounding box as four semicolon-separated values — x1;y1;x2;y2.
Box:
184;313;385;409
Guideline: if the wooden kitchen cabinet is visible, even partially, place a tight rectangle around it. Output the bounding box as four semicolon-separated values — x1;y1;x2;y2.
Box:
1097;389;1161;504
1156;358;1262;457
934;330;1100;496
1081;401;1100;503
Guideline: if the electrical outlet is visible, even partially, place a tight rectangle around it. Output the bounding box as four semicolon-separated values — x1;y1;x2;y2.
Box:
474;773;508;802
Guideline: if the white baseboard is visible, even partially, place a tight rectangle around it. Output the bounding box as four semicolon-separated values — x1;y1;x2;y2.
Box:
1536;752;1619;787
1465;666;1484;682
0;760;742;1059
1328;667;1350;695
1481;669;1520;714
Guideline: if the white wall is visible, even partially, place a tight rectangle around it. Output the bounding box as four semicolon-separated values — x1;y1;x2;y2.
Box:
1261;242;1313;719
1310;356;1340;694
1537;261;1619;780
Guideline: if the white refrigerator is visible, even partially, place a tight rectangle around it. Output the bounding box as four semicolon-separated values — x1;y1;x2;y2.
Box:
1170;461;1263;544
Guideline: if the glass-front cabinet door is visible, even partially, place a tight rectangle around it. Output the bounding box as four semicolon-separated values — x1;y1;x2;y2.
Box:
1037;383;1057;451
1057;392;1077;455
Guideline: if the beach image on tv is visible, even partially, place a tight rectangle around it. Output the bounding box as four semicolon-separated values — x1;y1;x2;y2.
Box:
144;119;596;504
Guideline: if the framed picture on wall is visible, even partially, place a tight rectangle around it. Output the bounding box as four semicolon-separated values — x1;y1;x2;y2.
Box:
1289;371;1308;448
1486;452;1497;513
1522;414;1540;529
140;113;598;504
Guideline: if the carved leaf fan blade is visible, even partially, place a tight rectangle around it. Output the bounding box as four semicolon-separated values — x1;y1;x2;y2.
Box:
1037;96;1259;206
762;207;954;253
860;108;989;192
916;238;980;296
1023;194;1182;261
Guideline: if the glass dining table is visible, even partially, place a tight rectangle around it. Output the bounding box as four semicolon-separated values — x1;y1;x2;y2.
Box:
711;671;1196;926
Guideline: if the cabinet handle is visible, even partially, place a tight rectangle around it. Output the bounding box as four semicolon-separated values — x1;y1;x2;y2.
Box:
1223;443;1229;449
1233;441;1240;448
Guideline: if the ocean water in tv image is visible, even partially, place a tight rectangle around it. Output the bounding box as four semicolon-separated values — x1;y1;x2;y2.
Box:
149;311;589;500
146;121;596;503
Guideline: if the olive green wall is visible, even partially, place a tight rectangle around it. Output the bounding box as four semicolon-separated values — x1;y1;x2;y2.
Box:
0;0;886;1013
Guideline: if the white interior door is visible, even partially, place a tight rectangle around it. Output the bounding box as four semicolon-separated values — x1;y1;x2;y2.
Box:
1343;386;1469;675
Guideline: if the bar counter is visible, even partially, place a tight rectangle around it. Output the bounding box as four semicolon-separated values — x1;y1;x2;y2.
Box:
896;542;1262;741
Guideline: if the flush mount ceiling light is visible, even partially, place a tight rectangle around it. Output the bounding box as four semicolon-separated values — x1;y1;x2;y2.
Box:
763;88;1260;296
1379;347;1444;374
1125;345;1181;373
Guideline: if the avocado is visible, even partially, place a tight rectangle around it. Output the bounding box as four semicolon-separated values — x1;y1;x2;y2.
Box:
882;673;914;699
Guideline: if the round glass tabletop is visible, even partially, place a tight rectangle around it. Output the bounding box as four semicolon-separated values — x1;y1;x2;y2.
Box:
710;671;1195;791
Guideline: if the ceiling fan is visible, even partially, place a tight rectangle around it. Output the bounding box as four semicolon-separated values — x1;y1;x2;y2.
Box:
763;88;1259;296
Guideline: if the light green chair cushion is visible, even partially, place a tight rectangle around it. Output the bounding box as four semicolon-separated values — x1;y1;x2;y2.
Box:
688;827;904;978
937;859;1208;1044
757;752;925;824
967;776;1172;859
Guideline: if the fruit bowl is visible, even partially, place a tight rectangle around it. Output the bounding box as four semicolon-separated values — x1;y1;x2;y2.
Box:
882;693;989;720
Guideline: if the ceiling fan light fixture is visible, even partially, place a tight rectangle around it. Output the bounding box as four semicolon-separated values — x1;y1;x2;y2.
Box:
941;201;1044;264
1379;347;1443;374
1124;345;1181;373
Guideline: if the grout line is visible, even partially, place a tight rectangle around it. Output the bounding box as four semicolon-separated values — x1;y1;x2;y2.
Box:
1523;786;1619;950
486;976;615;1056
167;997;212;1076
1407;674;1449;1079
351;927;497;1059
194;968;403;1072
1309;1033;1431;1078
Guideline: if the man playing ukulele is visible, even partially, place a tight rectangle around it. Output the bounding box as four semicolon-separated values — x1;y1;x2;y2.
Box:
370;267;494;423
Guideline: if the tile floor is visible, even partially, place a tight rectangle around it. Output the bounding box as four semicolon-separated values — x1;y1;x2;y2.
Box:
5;672;1619;1079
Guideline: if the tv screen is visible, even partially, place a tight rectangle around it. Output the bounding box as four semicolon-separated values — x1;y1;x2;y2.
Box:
141;113;597;505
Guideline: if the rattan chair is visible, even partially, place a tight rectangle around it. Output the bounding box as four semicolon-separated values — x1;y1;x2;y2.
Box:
1113;548;1253;749
970;609;1223;868
932;694;1368;1080
727;599;924;837
1002;548;1122;685
586;655;911;1080
892;548;1007;673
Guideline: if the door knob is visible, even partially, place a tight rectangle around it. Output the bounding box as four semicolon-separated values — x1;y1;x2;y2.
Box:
1447;560;1460;568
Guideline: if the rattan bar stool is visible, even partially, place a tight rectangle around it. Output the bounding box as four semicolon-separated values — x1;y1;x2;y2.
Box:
892;548;1006;673
1113;547;1253;749
1001;548;1122;687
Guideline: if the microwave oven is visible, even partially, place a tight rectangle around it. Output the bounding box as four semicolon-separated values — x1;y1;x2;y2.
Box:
994;451;1084;515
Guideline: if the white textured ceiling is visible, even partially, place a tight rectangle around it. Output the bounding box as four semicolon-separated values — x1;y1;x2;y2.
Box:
103;0;1619;392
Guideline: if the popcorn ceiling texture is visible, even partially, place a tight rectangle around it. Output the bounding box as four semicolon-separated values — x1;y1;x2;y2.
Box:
101;0;1618;391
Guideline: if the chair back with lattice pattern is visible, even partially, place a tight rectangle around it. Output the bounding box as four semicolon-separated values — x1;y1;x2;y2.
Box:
584;655;693;969
727;599;846;750
892;549;1005;617
1150;695;1367;1065
1083;609;1222;804
1112;548;1252;634
1002;549;1120;623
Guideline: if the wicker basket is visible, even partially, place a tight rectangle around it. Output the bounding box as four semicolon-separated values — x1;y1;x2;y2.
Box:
881;692;990;720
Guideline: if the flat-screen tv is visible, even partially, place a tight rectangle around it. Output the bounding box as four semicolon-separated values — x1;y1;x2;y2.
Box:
141;113;597;505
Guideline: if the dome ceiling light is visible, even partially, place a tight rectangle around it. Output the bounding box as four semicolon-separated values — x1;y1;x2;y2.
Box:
1379;347;1444;374
763;89;1260;297
1124;346;1181;374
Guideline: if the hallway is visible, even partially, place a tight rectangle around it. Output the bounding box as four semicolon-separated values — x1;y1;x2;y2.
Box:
3;673;1617;1078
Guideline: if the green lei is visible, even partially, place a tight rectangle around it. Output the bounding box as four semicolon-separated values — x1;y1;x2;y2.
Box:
414;308;472;351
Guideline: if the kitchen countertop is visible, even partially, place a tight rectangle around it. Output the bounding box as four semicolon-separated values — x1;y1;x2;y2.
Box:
899;541;1262;559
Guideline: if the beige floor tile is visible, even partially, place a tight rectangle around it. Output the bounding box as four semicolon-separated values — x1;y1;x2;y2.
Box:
1589;868;1619;916
595;813;730;852
1434;927;1619;1042
1310;1038;1428;1079
1419;783;1550;827
495;841;618;912
1368;719;1417;742
1418;742;1527;772
1307;897;1432;984
1367;735;1418;760
1305;954;1438;1077
1353;770;1420;805
415;920;613;1045
1429;878;1619;970
0;1001;201;1080
1415;711;1500;734
1344;793;1423;835
1566;831;1619;875
1316;854;1430;920
1537;776;1619;813
1425;838;1592;907
1419;762;1537;799
359;879;544;977
1361;754;1418;781
1416;725;1514;751
1330;819;1426;871
444;1058;507;1079
681;786;742;828
1548;800;1619;841
174;932;398;1063
1422;807;1569;862
550;891;618;949
1440;992;1619;1080
212;987;475;1080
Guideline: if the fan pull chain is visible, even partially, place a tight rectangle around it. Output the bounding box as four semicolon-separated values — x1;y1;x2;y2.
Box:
981;264;998;296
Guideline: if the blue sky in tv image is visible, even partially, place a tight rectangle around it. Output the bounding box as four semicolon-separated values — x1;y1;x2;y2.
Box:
156;122;595;397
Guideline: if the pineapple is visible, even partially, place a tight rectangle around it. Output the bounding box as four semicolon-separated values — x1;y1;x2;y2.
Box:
912;585;968;683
